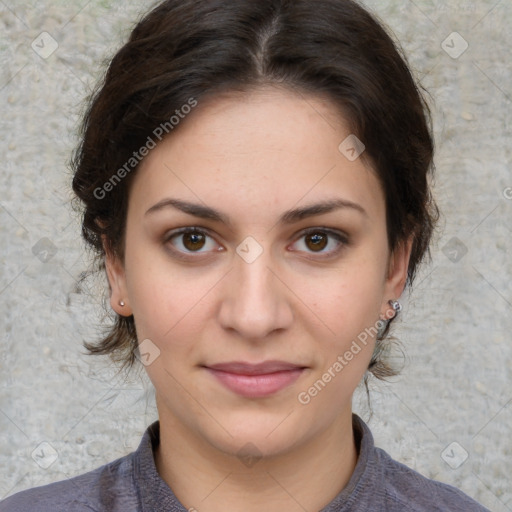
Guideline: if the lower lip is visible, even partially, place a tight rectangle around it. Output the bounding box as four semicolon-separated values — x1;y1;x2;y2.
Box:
206;368;305;398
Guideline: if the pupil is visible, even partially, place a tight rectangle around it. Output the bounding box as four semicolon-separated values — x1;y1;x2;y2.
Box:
184;232;205;250
308;233;327;251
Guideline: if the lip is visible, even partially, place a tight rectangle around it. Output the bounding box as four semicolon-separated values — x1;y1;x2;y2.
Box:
204;361;307;398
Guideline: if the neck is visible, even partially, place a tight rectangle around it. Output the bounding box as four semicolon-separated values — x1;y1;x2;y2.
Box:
154;407;359;512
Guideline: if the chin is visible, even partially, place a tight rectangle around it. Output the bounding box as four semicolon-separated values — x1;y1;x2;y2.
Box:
200;410;314;461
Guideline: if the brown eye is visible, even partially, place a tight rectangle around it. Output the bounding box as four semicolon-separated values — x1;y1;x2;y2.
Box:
166;228;219;255
305;232;328;252
290;228;348;257
182;231;206;251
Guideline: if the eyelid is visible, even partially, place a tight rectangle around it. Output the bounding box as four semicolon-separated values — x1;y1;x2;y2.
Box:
298;226;349;242
164;226;215;242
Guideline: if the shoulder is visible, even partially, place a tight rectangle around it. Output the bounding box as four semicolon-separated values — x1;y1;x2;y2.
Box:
0;452;138;512
374;447;491;512
348;415;491;512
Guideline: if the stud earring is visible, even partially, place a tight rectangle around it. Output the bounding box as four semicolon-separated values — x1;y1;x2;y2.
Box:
388;299;402;314
119;300;125;307
377;300;402;339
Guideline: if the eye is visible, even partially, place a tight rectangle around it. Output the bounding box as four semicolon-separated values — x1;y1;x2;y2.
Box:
290;228;348;257
164;226;348;259
165;228;221;255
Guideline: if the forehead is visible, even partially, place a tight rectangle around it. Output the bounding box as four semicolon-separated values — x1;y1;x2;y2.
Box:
129;87;385;224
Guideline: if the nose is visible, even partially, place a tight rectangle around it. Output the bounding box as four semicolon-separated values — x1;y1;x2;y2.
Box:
217;250;294;340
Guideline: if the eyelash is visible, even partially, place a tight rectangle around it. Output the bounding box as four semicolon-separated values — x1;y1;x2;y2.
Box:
164;226;349;260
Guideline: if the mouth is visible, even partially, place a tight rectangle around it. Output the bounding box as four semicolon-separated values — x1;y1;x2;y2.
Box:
202;361;308;398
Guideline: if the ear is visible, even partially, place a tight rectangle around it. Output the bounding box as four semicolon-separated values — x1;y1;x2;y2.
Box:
103;236;132;317
380;237;413;317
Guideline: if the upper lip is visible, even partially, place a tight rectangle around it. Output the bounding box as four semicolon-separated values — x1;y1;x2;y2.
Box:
205;361;306;375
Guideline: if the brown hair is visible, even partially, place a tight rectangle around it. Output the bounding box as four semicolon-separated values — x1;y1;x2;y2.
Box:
72;0;438;377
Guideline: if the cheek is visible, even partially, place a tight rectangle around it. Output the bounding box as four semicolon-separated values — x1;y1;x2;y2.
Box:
127;267;206;342
296;270;381;409
123;239;223;361
304;257;385;329
293;255;386;382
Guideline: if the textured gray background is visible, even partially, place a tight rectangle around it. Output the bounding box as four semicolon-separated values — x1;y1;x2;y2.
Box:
0;0;511;510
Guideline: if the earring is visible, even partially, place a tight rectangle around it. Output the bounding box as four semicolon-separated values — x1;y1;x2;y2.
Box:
388;299;402;314
377;300;402;339
119;300;125;307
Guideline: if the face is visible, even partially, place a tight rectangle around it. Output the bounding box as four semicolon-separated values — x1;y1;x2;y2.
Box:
106;86;410;459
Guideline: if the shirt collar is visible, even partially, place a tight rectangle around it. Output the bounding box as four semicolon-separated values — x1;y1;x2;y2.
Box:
134;421;188;512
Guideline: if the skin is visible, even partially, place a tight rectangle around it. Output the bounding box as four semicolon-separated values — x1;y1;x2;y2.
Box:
105;86;412;512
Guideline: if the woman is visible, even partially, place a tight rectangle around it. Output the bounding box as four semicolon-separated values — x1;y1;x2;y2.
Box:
0;0;492;510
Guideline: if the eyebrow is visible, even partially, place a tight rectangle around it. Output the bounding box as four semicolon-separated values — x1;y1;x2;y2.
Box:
145;197;368;225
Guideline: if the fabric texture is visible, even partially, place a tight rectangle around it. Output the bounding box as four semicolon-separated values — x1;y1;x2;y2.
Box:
0;414;491;512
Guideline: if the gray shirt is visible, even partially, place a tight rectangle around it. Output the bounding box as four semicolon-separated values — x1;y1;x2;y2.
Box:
0;415;491;511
